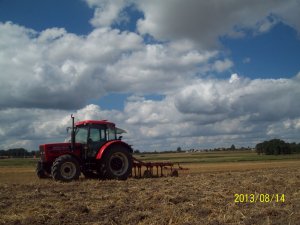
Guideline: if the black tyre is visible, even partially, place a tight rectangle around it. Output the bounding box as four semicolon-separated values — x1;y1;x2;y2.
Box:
51;155;80;182
36;161;48;179
99;146;132;180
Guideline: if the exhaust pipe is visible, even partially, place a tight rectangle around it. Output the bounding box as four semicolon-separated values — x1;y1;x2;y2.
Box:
71;114;75;151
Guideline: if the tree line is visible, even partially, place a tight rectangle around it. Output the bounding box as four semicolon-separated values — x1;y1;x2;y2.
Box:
0;148;37;158
2;139;300;157
255;139;300;155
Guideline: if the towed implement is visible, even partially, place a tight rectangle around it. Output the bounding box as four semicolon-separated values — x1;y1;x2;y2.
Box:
37;115;188;182
132;157;188;178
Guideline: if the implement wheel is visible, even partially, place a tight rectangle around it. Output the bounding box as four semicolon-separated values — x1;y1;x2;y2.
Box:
100;146;132;180
51;155;80;182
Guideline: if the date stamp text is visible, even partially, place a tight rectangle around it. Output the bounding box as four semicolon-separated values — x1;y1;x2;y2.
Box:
234;193;285;203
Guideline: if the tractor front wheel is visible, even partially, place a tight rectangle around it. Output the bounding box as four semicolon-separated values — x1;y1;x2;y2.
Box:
36;161;48;178
51;155;80;182
99;146;132;180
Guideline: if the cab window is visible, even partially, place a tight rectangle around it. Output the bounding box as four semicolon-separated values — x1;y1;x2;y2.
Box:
75;127;88;144
90;127;107;142
107;128;116;140
90;128;100;142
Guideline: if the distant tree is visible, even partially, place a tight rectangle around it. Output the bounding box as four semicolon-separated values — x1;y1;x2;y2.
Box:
0;148;34;157
134;149;140;154
176;147;182;152
290;142;300;153
0;150;5;156
230;144;236;151
255;139;292;155
256;143;263;155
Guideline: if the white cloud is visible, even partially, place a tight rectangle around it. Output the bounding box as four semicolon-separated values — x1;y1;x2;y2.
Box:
273;0;300;34
266;118;300;141
0;21;225;110
256;16;279;34
86;0;128;27
37;27;66;42
212;59;234;73
136;0;300;49
1;73;300;150
229;73;240;83
121;75;300;150
0;22;144;109
103;44;219;94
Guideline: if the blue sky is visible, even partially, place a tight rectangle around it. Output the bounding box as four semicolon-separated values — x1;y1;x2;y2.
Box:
0;0;93;34
0;0;300;151
221;23;300;78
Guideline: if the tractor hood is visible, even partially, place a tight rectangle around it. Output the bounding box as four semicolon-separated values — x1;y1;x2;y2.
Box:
40;142;81;151
39;142;82;162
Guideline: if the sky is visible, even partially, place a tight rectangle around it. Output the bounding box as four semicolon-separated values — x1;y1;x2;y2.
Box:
0;0;300;151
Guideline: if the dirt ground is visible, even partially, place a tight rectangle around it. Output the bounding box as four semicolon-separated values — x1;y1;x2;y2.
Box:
0;161;299;225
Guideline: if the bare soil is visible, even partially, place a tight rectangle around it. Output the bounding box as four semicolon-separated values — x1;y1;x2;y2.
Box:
0;161;299;225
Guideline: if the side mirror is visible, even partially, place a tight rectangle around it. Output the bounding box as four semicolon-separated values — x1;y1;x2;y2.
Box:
118;136;123;140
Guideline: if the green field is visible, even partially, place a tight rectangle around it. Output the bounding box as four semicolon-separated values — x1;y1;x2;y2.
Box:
1;151;300;168
134;151;300;163
0;158;37;167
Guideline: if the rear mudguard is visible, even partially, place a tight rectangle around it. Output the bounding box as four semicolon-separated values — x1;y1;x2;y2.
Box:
95;140;133;160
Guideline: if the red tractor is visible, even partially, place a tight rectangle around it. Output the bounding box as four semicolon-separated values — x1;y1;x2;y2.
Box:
36;115;133;181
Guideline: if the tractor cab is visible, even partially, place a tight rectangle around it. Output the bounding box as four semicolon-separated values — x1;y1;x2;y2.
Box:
72;120;126;158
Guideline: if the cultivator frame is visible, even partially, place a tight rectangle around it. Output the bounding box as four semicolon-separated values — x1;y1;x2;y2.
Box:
131;157;189;178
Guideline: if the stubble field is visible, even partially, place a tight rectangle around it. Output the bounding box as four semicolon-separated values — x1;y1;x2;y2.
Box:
0;152;299;225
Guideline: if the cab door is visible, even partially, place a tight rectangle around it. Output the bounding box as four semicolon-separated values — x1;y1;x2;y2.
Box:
87;126;107;157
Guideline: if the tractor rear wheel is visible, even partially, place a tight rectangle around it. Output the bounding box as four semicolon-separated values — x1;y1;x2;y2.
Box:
51;155;80;182
99;146;132;180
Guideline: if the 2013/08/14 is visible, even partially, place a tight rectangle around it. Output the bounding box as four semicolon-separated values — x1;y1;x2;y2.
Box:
234;193;285;203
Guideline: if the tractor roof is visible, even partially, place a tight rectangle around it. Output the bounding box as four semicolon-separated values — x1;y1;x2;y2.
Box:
75;120;115;127
75;120;127;133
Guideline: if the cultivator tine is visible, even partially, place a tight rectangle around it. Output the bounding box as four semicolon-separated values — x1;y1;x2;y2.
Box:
131;157;189;178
